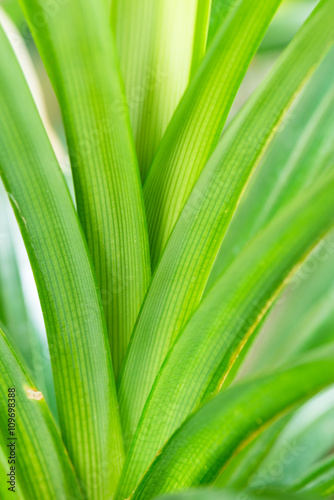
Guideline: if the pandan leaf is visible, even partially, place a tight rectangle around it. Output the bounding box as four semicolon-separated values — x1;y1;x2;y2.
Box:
116;169;334;499
112;0;212;179
208;47;334;286
17;0;151;378
214;417;290;488
0;24;123;497
215;388;334;490
144;0;283;268
292;454;334;496
253;389;334;489
155;487;320;500
132;348;334;497
0;329;82;499
240;230;334;377
207;0;239;46
118;0;334;443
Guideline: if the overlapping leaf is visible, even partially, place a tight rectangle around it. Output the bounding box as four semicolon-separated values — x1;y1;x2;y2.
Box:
112;0;211;179
118;0;334;444
253;388;334;489
0;329;82;499
207;47;334;285
116;169;334;499
241;231;334;376
18;0;151;377
0;24;123;497
132;349;334;497
144;0;283;267
292;454;334;496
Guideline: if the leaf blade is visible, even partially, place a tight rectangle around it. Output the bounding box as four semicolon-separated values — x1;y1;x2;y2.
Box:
116;169;334;499
144;0;283;268
0;24;123;496
0;329;82;499
118;0;334;443
112;0;211;180
207;46;334;286
18;0;151;378
133;350;334;497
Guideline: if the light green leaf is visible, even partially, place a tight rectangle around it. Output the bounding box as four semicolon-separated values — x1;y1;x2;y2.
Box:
18;0;151;378
207;0;239;46
116;170;334;499
0;182;55;413
118;0;334;443
0;329;82;499
292;454;334;496
259;1;317;53
0;186;40;375
215;388;334;490
132;350;334;497
0;24;123;497
242;231;334;376
144;0;283;268
207;47;334;286
253;389;334;489
0;445;24;499
112;0;211;180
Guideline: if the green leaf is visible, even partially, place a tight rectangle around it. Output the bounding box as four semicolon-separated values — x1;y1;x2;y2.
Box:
215;388;334;490
112;0;211;180
292;454;334;496
242;231;334;376
0;24;123;497
207;0;239;46
118;0;334;444
0;445;25;499
214;417;290;488
258;1;317;53
18;0;151;378
0;329;82;499
189;1;213;79
207;46;334;286
132;349;334;498
116;170;334;499
144;0;283;268
253;389;334;489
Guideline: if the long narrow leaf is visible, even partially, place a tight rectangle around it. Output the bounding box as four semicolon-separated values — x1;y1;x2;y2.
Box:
0;25;123;497
112;0;211;180
118;0;334;442
215;387;334;490
0;329;82;499
132;350;334;497
116;170;334;499
242;231;334;376
214;417;289;488
292;454;334;496
18;0;151;377
144;0;283;268
207;47;334;285
253;389;334;489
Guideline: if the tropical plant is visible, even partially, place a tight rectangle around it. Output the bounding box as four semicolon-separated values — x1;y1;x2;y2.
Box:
0;0;333;499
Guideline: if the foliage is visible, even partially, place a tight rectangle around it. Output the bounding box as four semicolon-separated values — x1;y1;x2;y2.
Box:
0;0;333;499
